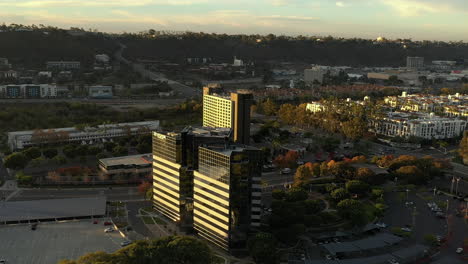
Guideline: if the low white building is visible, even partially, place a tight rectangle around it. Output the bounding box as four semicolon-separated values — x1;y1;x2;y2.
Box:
8;120;160;150
0;84;57;98
306;102;325;113
95;54;110;64
46;61;81;70
370;112;466;140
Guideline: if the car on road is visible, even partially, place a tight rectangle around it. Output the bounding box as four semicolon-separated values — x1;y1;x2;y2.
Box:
31;223;38;231
405;201;414;206
103;221;112;226
387;259;399;264
280;168;291;174
104;227;114;233
93;220;98;224
376;222;387;228
436;212;446;218
401;227;412;232
120;240;132;247
456;248;463;254
0;259;6;264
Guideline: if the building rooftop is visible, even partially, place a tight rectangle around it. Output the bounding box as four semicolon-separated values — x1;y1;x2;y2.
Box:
8;120;160;137
0;197;106;222
184;126;232;137
99;153;152;168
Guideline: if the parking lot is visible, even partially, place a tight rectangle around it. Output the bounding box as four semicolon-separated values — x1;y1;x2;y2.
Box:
0;220;124;264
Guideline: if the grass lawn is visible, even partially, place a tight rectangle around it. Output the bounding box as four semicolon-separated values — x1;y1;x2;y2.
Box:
152;217;165;225
141;216;155;224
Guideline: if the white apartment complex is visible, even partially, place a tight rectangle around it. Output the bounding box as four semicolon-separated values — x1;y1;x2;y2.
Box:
8;121;160;150
406;57;424;69
306;102;325;113
384;92;468;118
370;112;466;140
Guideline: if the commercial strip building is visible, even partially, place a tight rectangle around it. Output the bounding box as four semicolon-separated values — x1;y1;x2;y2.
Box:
8;120;160;150
203;86;253;144
0;84;57;98
46;61;81;70
369;112;466;140
89;85;113;99
406;56;424;69
99;154;152;181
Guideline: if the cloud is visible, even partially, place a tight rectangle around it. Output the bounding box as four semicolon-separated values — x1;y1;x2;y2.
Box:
335;2;346;7
380;0;468;16
0;0;209;7
259;15;319;22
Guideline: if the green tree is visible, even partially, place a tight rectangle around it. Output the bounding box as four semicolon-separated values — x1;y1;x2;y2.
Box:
331;188;348;202
247;233;278;264
345;180;370;195
104;142;117;152
4;152;29;170
341;118;367;141
112;145;128;157
23;147;41;160
285;188;308;202
423;234;438;246
43;148;58;159
16;171;33;186
272;189;286;200
63;145;78;159
337;199;366;226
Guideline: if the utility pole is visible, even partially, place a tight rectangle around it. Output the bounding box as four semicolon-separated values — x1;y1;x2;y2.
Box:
433;187;437;196
455;178;460;195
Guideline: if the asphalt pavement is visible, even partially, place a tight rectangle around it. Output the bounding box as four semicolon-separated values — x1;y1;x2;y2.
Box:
126;200;153;238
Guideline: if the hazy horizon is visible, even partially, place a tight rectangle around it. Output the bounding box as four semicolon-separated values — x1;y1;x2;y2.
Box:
0;0;467;41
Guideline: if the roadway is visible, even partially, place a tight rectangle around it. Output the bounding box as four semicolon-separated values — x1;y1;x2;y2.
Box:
114;42;201;99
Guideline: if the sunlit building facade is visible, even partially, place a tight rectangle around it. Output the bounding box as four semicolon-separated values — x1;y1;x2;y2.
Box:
202;86;253;144
193;145;262;250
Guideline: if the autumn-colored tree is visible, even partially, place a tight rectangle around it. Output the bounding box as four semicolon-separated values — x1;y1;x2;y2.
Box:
262;98;278;116
275;150;300;169
459;131;468;165
138;181;152;200
351;155;367;163
277;104;297;125
355;167;375;184
396;165;426;185
293;165;312;187
341;117;367;141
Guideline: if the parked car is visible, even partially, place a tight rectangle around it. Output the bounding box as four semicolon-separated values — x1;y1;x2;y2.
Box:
388;259;399;264
103;221;112;226
0;259;6;264
31;223;38;231
456;248;463;254
104;227;114;233
280;168;291;174
120;240;132;247
436;212;446;218
93;220;98;224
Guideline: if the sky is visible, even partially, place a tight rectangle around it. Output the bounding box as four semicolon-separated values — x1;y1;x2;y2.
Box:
0;0;467;41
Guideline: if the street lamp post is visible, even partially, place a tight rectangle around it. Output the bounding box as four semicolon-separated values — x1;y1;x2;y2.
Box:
450;177;455;194
446;199;449;218
455;178;460;196
406;189;409;201
433;187;437;196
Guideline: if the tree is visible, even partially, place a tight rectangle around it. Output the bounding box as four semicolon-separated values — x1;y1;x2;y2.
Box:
16;171;33;185
345;180;370;195
285;188;308;202
23;147;41;160
396;165;426;185
341;118;366;141
272;189;286;200
61;236;213;264
261;98;278;116
43;148;58;159
337;199;366;226
104;142;117;152
293;164;312;187
331;188;348;202
112;145;128;157
4;152;29;170
137;142;151;154
355;167;376;184
247;233;278;264
138;181;152;200
63;145;78;159
459;131;468;165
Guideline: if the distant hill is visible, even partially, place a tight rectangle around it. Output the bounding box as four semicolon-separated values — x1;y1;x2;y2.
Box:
0;27;118;69
120;33;468;67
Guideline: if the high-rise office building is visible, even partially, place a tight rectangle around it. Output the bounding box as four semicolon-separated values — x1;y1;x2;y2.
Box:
152;127;231;227
193;145;262;250
203;86;253;144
